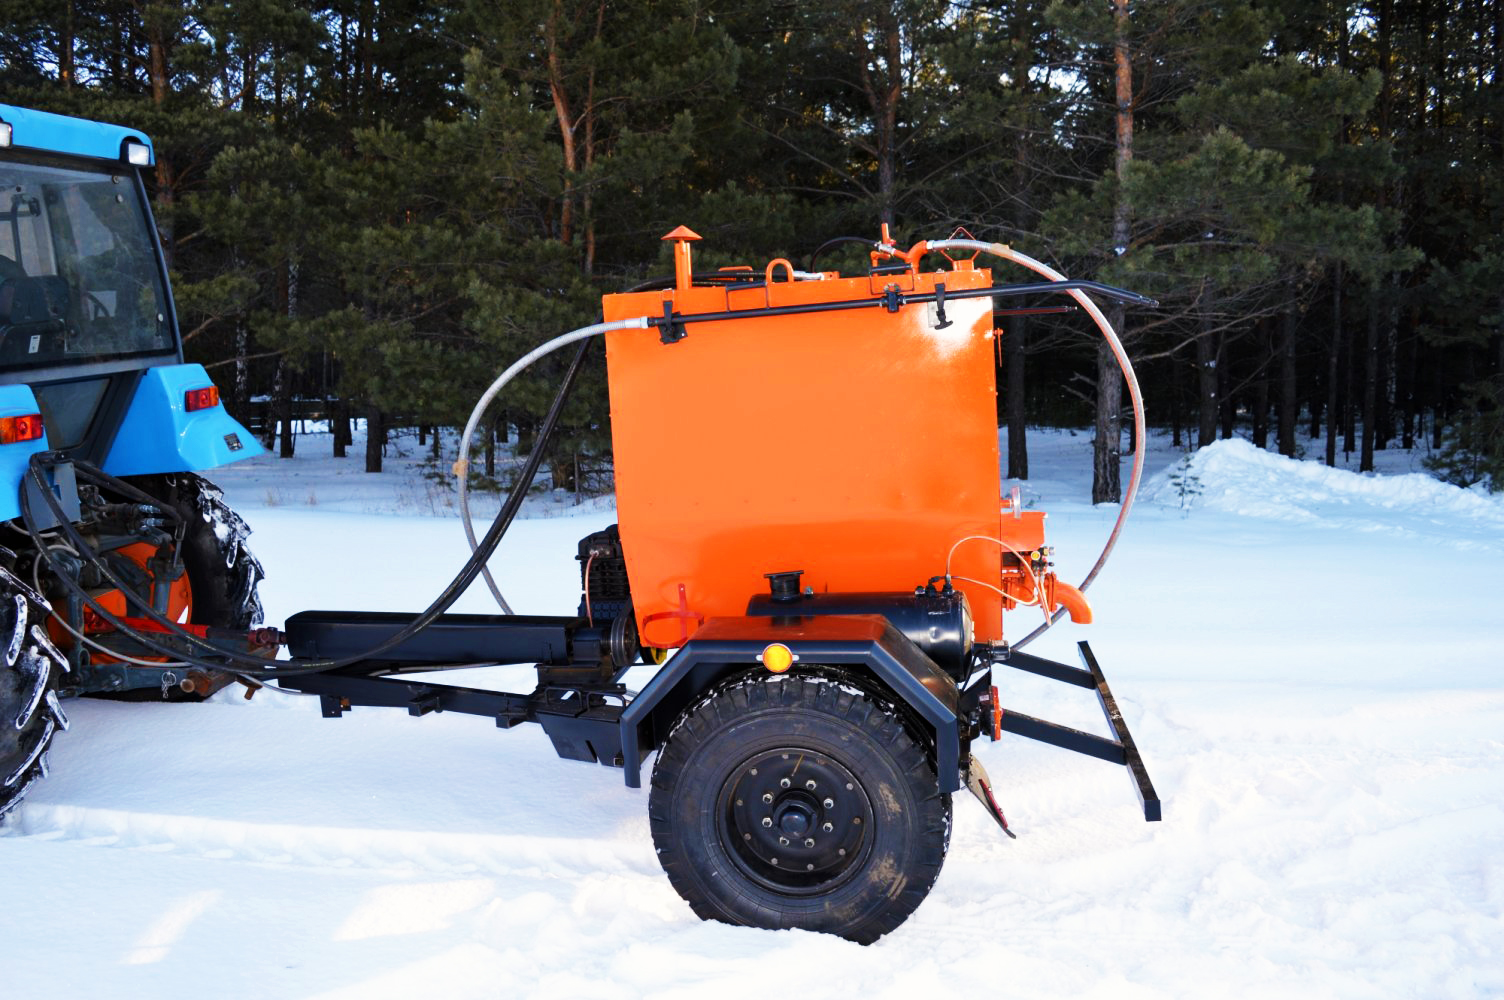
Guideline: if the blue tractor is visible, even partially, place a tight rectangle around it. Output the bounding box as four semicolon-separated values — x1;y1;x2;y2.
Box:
0;104;265;816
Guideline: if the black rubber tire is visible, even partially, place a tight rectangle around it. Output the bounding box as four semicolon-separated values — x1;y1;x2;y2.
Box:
648;671;951;944
139;472;264;631
0;562;69;819
94;472;264;699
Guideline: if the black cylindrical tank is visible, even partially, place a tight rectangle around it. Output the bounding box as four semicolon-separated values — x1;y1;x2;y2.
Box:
745;587;973;681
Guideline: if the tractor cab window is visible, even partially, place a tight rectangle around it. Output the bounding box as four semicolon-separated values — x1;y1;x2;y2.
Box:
0;153;174;370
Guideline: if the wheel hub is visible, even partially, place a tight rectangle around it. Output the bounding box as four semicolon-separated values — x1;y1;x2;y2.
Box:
718;747;875;895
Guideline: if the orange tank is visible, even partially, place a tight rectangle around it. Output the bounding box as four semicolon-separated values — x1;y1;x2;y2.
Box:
601;228;1084;649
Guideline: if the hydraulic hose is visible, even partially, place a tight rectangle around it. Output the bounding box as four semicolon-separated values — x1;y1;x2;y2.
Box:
453;317;650;613
926;239;1146;651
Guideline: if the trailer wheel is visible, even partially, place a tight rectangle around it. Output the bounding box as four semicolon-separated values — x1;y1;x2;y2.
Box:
649;672;951;943
0;563;68;819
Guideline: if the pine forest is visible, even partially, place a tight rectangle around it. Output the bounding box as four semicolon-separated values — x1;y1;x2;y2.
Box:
3;0;1499;496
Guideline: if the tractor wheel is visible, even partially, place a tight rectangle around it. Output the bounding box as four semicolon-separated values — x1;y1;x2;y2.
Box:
0;562;69;819
648;672;951;944
138;472;264;631
92;472;264;698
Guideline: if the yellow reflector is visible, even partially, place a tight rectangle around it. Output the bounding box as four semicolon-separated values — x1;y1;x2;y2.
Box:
761;643;794;673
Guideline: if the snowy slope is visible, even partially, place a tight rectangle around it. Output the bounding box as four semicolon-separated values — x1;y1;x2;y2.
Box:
2;427;1501;1000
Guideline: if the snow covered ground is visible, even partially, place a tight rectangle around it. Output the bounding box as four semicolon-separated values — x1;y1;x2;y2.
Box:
3;425;1500;999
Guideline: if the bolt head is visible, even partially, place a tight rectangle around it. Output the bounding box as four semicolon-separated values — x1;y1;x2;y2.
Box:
779;836;789;846
822;822;833;833
762;792;774;803
804;838;815;848
761;817;773;827
805;779;817;790
779;778;791;788
823;798;835;809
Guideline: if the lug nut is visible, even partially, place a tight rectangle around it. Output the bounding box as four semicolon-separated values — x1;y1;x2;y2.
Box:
806;863;815;871
762;817;773;827
779;778;791;788
823;798;835;809
822;822;833;833
779;836;789;846
804;838;815;848
805;779;817;790
762;792;774;803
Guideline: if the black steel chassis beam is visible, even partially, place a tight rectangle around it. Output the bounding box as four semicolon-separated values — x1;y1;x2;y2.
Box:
275;665;629;767
996;641;1161;822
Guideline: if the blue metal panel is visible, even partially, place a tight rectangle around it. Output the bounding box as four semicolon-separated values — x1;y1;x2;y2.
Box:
0;383;50;522
101;364;264;476
0;103;153;165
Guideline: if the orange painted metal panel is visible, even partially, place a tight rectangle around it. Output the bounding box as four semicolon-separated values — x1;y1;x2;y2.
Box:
602;251;1015;645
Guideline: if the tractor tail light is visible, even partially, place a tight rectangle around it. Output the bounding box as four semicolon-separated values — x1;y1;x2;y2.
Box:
0;413;44;444
185;386;220;411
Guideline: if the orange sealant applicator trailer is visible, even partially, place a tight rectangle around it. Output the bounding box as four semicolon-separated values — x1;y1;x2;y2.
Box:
601;226;1085;650
277;223;1160;946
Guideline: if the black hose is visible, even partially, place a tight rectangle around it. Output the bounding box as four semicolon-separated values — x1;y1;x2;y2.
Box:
807;236;879;272
22;338;595;679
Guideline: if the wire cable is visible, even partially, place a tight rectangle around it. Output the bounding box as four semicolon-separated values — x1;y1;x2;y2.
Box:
927;239;1147;650
454;320;648;613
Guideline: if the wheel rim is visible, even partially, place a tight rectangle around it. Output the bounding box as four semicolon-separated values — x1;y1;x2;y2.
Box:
715;746;876;896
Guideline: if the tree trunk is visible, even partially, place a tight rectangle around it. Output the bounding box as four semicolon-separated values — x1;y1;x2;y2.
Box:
1326;266;1342;466
1170;353;1183;449
364;404;384;473
277;364;295;460
1375;294;1393;450
1196;295;1218;448
1398;305;1418;449
1277;305;1297;456
1360;293;1379;471
1252;317;1270;449
147;19;176;267
1218;336;1233;440
1342;321;1356;458
1092;335;1123;505
1092;0;1133;503
484;416;497;479
60;0;75;86
546;1;577;244
1006;313;1028;479
332;398;348;458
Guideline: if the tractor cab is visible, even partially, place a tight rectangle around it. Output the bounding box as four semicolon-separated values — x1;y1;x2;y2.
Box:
0;104;257;489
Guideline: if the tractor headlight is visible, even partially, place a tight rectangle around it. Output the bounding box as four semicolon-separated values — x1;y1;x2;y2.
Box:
123;139;151;166
0;121;11;148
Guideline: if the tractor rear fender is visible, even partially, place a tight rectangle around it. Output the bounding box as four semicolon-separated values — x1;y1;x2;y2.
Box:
620;614;963;791
100;364;264;477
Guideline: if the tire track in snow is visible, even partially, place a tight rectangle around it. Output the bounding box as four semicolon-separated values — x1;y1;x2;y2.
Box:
4;800;662;882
